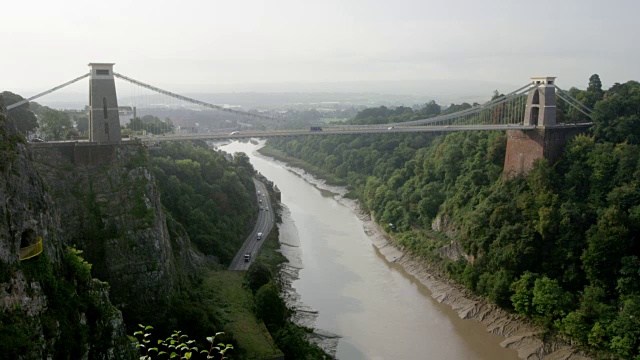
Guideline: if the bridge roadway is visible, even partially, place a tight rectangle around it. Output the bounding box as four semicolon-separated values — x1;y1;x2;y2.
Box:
26;123;592;147
228;179;275;271
137;124;545;143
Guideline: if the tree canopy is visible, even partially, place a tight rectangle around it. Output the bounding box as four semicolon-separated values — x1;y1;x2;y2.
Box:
149;141;257;265
39;107;72;140
1;91;38;135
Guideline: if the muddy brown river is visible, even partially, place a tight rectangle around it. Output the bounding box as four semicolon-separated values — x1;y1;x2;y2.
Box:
219;140;519;360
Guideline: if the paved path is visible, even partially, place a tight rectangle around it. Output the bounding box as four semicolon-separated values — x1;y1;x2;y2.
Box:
228;179;275;270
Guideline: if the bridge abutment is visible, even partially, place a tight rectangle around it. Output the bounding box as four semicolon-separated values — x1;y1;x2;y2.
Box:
503;127;586;177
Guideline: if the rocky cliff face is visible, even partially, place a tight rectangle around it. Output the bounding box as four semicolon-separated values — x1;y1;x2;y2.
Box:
30;141;203;323
0;99;134;359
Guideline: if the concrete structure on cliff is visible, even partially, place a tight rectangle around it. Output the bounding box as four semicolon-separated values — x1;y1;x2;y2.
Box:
88;63;122;142
503;77;588;177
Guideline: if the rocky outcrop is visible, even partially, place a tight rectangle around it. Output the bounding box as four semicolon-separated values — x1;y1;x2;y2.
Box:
30;142;203;322
0;98;134;359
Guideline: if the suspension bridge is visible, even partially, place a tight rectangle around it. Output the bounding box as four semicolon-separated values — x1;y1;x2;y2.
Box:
4;63;594;176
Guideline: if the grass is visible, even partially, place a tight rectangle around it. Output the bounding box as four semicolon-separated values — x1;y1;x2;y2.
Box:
256;227;287;268
203;270;284;359
258;145;348;186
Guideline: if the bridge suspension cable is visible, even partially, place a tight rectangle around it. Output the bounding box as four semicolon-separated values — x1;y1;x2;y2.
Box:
113;72;272;120
554;85;593;120
391;82;538;127
554;85;593;113
330;82;538;131
6;73;90;111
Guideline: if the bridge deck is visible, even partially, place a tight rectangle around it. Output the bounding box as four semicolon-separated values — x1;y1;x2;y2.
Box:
134;123;591;143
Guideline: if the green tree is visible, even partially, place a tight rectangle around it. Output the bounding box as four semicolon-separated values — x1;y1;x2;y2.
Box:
39;107;72;140
76;116;89;133
255;282;287;329
510;272;538;315
422;100;441;117
1;91;38;135
581;206;631;291
591;80;640;144
246;262;272;294
584;74;605;108
532;276;571;319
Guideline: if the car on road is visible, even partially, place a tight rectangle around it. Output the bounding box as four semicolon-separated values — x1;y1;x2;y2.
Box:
387;126;394;130
30;137;45;143
229;131;240;135
257;232;263;240
265;208;269;211
244;253;250;262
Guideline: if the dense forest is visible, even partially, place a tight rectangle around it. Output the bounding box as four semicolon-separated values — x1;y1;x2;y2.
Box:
267;76;640;359
149;141;257;266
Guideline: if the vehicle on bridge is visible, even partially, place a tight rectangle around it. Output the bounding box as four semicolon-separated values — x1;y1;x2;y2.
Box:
310;126;323;131
244;253;250;262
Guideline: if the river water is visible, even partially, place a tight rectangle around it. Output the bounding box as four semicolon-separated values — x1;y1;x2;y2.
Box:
218;140;519;360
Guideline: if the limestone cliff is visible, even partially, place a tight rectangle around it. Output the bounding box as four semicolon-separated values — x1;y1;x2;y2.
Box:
0;98;134;359
29;141;203;324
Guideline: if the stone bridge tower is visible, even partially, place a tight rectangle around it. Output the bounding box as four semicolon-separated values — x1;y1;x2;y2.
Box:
88;63;121;142
503;77;584;177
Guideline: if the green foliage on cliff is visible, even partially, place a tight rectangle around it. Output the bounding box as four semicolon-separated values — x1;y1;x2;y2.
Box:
149;141;257;265
5;248;133;359
266;77;640;358
0;112;26;170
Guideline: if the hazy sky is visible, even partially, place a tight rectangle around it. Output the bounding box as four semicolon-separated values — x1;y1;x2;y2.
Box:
2;0;639;96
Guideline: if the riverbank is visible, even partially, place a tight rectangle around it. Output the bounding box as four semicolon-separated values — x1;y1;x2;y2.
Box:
257;145;348;187
257;144;590;360
364;218;590;360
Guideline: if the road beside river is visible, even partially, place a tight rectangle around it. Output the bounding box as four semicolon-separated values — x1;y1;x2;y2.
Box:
219;140;520;360
228;179;275;270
